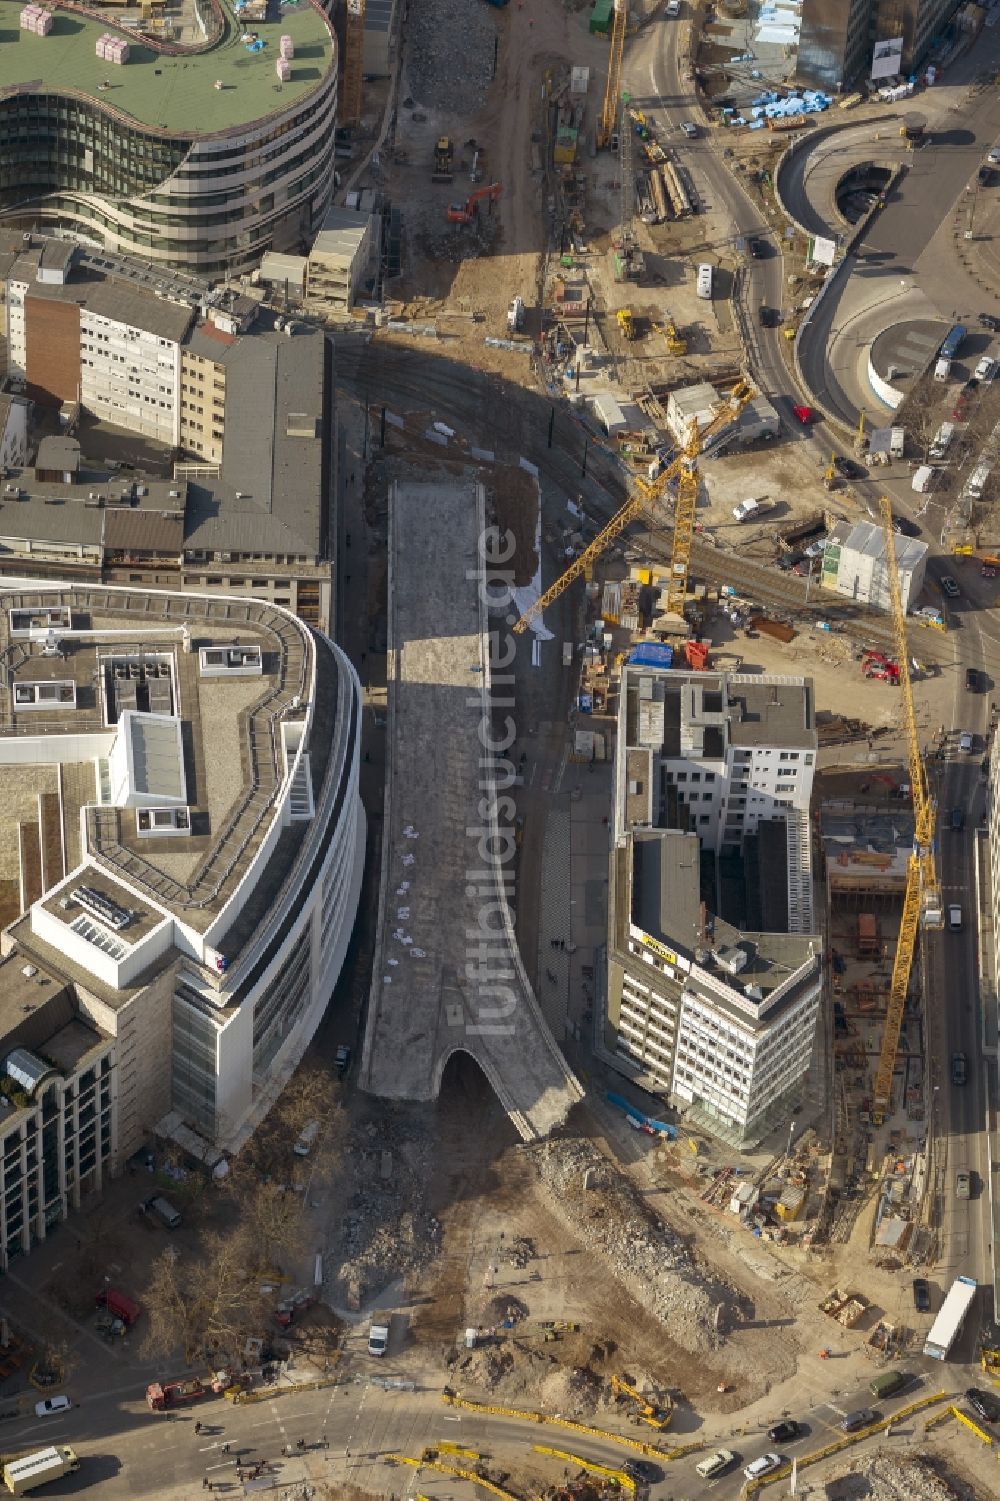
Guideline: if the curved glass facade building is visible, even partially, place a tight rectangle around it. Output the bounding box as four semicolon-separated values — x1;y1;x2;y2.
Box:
0;1;338;276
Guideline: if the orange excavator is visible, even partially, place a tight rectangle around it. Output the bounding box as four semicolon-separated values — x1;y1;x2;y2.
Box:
446;181;502;224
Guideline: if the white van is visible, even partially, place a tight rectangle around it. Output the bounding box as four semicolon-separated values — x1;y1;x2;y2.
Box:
665;0;680;13
912;465;935;493
696;1450;735;1479
293;1120;320;1157
934;357;952;381
966;462;992;500
696;263;713;300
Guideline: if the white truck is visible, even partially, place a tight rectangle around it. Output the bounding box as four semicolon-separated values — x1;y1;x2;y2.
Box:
507;296;525;333
732;497;773;523
912;465;936;493
965;461;993;500
889;427;905;459
923;1274;977;1360
3;1447;79;1496
367;1320;390;1356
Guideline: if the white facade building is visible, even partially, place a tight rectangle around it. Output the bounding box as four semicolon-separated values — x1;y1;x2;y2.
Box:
821;518;928;615
79;306;181;447
606;667;822;1146
0;585;365;1172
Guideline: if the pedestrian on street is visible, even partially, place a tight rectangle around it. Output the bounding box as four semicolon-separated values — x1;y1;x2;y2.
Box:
223;1442;230;1453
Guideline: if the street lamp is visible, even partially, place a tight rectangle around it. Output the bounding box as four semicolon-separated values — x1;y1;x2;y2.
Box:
787;1119;797;1159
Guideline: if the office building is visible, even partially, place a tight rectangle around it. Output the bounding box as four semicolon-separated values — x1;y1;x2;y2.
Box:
605;666;823;1147
0;584;365;1223
797;0;963;91
0;0;338;276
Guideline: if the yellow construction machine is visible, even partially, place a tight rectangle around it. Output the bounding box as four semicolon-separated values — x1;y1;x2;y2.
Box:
609;1373;672;1430
617;307;636;340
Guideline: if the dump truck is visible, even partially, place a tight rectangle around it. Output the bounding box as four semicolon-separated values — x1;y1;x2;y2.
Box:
3;1447;79;1496
146;1377;206;1410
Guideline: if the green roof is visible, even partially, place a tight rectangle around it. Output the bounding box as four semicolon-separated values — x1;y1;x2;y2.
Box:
0;1;334;136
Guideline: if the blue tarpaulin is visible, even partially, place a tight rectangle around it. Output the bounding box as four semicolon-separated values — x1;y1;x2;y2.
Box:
629;643;673;668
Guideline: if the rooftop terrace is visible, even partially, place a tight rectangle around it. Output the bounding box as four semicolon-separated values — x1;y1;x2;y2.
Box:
0;0;334;136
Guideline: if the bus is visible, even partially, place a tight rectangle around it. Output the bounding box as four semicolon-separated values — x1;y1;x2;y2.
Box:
923;1274;977;1360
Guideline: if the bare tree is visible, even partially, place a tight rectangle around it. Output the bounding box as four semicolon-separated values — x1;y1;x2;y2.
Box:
140;1226;269;1367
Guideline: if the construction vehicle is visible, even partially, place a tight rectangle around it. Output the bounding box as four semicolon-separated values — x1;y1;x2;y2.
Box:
861;650;900;684
616;307;636;340
146;1377;206;1410
871;493;942;1124
513;381;753;634
597;0;627;149
446;182;501;225
980;1343;1000;1376
609;1373;672;1430
3;1447;79;1496
660;316;687;355
507;296;525;333
432;136;454;182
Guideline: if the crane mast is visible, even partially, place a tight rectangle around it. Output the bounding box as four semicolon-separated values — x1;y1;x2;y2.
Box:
512;382;753;635
870;494;942;1123
598;0;627;150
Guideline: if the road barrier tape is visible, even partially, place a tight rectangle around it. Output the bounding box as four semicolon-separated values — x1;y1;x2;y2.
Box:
398;1453;523;1501
436;1442;485;1460
531;1443;636;1490
441;1393;665;1455
745;1392;950;1493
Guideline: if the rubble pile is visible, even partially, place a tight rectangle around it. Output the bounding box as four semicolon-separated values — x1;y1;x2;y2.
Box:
404;0;498;115
827;1452;968;1501
324;1119;442;1307
451;1340;603;1418
529;1139;750;1353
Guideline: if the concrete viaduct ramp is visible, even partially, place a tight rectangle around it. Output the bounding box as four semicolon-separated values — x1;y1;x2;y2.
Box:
360;477;583;1139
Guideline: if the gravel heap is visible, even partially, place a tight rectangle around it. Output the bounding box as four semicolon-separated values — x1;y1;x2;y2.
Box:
403;0;498;115
324;1119;441;1308
528;1139;751;1354
828;1451;968;1501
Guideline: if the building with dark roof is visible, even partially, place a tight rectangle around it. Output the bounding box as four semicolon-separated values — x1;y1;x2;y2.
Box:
605;665;822;1147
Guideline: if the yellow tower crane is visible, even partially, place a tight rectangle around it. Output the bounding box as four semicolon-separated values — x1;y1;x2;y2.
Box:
512;381;753;636
598;0;627;149
871;493;943;1124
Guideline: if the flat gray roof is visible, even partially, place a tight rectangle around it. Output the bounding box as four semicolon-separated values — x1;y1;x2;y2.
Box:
12;257;197;344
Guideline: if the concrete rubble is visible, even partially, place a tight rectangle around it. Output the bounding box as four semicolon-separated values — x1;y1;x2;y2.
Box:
529;1139;751;1353
404;0;498;116
826;1451;970;1501
323;1118;442;1308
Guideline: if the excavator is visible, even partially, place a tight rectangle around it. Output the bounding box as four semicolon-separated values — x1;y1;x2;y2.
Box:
609;1373;672;1430
446;182;502;225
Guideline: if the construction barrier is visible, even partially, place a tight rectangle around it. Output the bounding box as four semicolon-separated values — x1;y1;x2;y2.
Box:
923;1405;954;1433
232;1374;341;1405
532;1443;636;1491
952;1406;993;1445
441;1393;667;1456
398;1453;522;1501
745;1392;949;1493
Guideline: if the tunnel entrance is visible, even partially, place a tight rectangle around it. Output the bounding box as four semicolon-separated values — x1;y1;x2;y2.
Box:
836;164;892;225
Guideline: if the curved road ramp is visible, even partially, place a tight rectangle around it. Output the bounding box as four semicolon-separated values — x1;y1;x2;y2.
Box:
360;477;583;1139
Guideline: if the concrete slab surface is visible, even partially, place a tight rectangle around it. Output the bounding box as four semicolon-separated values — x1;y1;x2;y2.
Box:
361;476;582;1138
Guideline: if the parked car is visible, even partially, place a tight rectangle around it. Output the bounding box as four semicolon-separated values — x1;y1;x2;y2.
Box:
940;575;961;597
966;1388;1000;1423
695;1451;736;1480
950;806;965;831
35;1396;71;1417
956;1170;972;1200
621;1460;659;1482
966;667;982;692
841;1409;878;1433
892;513;920;536
834;455;866;479
680;120;698;138
983;564;997;579
952;1051;968;1085
960;731;974;752
744;1454;784;1481
335;1044;351;1075
978;312;1000;331
748;237;765;258
912;1278;931;1312
767;1420;801;1443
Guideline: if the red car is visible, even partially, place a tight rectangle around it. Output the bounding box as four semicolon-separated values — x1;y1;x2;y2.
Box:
793;404;814;424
